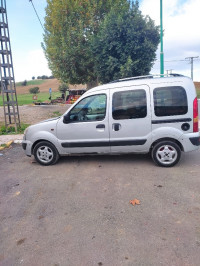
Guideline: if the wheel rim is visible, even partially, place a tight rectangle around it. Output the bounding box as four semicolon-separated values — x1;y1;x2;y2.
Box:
37;145;54;163
156;145;178;165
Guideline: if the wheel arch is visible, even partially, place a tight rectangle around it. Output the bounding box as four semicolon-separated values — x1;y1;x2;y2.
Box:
31;139;56;154
150;137;184;152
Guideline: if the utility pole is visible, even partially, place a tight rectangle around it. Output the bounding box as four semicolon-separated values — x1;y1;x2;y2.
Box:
160;0;164;75
185;56;199;80
166;69;173;75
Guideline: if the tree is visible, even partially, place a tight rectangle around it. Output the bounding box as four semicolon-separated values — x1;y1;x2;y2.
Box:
43;0;127;88
92;2;160;83
32;76;35;80
58;83;69;96
29;87;40;94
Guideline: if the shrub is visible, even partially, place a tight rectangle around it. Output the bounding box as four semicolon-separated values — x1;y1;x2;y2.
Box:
22;80;27;86
29;87;40;94
0;123;30;135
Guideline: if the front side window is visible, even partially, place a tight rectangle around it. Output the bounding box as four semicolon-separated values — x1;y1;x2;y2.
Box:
154;86;188;117
112;89;147;120
69;94;107;122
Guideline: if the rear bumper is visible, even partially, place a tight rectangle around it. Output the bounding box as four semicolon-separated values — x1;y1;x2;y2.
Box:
179;132;200;152
189;136;200;146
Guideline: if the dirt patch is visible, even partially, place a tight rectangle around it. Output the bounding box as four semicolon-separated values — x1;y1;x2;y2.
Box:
0;104;70;125
16;79;60;94
16;79;86;95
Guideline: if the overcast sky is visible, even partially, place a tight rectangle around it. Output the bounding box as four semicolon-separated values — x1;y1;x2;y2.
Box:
5;0;200;82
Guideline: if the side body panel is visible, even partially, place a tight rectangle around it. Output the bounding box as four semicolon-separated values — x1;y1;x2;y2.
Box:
56;90;110;154
109;85;152;153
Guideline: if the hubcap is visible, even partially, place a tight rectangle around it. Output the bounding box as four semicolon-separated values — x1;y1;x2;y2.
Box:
37;146;53;163
156;145;177;165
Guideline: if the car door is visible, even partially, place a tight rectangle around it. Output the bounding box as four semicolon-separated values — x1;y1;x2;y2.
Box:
56;91;110;154
109;85;152;153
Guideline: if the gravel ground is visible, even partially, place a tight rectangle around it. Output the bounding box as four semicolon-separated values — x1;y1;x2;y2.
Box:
0;104;70;145
0;104;70;125
1;145;200;265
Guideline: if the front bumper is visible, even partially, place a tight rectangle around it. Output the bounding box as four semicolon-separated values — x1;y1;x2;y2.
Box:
22;139;33;157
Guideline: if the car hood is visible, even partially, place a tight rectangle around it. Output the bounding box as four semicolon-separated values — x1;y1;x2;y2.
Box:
39;116;61;124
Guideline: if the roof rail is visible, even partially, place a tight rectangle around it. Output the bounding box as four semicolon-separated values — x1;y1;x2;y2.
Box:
109;73;185;84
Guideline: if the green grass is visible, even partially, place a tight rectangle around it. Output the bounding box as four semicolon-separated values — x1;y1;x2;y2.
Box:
0;123;30;135
52;111;62;117
0;92;61;106
16;79;46;86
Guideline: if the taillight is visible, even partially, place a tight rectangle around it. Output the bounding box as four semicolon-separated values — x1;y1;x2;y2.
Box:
193;97;199;132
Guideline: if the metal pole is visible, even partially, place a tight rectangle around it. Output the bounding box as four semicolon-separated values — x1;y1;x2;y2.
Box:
191;58;194;80
185;56;199;80
160;0;164;75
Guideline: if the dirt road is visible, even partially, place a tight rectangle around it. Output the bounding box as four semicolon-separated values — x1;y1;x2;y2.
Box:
1;144;200;265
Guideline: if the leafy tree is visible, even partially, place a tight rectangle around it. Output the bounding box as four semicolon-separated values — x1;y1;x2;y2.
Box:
92;2;160;83
32;76;35;80
29;87;40;94
43;0;127;88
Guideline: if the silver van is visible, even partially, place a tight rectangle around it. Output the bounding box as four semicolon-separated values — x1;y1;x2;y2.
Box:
22;74;200;167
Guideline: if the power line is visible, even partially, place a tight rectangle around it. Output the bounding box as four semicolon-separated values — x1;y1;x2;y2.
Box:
155;58;200;63
185;56;199;80
29;0;45;32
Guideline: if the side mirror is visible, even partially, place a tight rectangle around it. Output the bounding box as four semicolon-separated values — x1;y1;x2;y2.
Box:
63;113;70;124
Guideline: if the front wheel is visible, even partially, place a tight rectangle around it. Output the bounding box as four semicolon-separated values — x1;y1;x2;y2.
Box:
151;141;181;167
33;141;60;166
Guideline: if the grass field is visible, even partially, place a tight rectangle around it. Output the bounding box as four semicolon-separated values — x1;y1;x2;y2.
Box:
0;92;61;106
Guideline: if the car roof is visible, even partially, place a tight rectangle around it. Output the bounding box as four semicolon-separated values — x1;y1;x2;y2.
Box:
84;74;192;95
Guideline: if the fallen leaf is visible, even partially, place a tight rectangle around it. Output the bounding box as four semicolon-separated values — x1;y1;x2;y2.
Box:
17;238;26;245
129;199;140;206
15;191;21;196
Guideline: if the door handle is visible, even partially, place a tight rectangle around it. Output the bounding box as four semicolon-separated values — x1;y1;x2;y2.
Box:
113;123;121;131
96;124;105;129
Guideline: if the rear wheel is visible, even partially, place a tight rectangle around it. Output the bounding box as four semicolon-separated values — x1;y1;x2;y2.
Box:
151;141;181;167
33;141;60;166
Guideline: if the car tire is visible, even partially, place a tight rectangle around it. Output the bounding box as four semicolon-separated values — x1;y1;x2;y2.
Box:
151;141;181;167
33;141;60;166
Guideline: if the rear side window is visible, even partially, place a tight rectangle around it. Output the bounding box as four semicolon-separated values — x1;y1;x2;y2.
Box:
112;89;147;120
154;86;188;117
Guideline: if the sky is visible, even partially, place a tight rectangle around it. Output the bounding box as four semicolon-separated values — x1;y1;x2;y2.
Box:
4;0;200;82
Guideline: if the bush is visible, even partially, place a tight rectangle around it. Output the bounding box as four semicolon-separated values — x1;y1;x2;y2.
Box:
29;87;40;94
32;76;35;80
0;123;30;135
22;80;27;86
